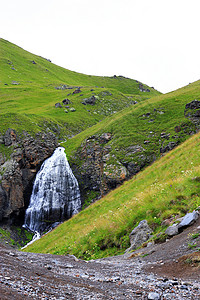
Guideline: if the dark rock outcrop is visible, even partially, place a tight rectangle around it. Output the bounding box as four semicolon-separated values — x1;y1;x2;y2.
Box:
0;130;58;224
70;134;154;206
184;100;200;129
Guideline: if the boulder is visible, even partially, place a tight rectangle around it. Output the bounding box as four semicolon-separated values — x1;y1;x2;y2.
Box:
69;108;76;112
178;211;199;231
84;95;98;105
126;220;152;252
165;224;179;237
62;99;71;105
55;103;62;108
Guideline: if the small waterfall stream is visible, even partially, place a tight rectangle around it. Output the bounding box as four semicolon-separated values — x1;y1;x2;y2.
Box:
23;147;81;235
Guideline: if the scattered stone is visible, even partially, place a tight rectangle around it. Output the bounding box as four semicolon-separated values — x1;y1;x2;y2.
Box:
139;83;151;92
11;81;19;85
55;103;62;108
31;60;36;64
69;108;76;112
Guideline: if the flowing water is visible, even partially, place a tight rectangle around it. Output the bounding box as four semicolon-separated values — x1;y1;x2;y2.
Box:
23;147;81;234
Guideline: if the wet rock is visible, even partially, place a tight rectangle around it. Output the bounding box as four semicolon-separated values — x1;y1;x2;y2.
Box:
178;211;199;231
0;131;58;223
126;220;152;252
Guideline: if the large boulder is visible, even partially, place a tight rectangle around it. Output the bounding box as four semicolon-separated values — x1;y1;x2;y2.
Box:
178;211;199;232
125;220;152;252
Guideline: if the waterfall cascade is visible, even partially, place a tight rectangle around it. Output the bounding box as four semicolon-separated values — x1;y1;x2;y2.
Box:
23;147;81;234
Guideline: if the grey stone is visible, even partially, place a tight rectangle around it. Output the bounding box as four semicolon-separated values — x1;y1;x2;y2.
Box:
69;108;76;112
165;224;179;236
62;99;71;105
4;128;17;146
126;220;152;252
148;292;161;300
55;103;62;108
178;211;199;231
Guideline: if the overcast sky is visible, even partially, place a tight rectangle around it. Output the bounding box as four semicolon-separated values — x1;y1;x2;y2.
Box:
1;0;200;93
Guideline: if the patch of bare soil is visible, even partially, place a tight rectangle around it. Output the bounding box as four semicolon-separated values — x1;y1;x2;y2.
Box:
0;218;200;299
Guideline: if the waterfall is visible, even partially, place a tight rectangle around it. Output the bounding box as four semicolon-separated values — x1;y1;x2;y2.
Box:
23;147;81;234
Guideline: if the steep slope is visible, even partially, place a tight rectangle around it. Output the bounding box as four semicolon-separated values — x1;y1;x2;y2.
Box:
25;130;200;259
64;79;200;204
0;38;160;224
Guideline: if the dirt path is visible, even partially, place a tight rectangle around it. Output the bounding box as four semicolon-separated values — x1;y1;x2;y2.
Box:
0;219;200;299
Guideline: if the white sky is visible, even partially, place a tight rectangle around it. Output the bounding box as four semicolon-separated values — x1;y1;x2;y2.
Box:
1;0;200;93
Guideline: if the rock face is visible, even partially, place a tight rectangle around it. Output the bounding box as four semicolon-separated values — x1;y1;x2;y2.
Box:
126;220;152;252
0;129;58;224
70;133;131;205
184;100;200;129
70;134;155;206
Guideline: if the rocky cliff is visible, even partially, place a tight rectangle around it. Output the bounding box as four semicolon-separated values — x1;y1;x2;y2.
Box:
0;129;58;224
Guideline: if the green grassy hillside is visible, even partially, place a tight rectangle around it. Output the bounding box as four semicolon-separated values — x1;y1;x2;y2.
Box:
65;79;200;159
25;130;200;259
0;38;160;138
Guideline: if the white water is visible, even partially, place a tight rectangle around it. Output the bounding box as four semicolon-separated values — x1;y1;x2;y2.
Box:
23;147;81;234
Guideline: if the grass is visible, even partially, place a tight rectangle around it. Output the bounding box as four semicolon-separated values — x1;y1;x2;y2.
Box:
0;38;160;141
24;130;200;259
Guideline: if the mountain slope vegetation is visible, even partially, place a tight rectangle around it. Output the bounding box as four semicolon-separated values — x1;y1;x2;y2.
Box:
0;38;159;139
25;129;200;259
1;39;200;259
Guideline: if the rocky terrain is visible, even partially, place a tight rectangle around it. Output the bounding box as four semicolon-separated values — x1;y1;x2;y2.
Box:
0;215;200;299
0;129;58;224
